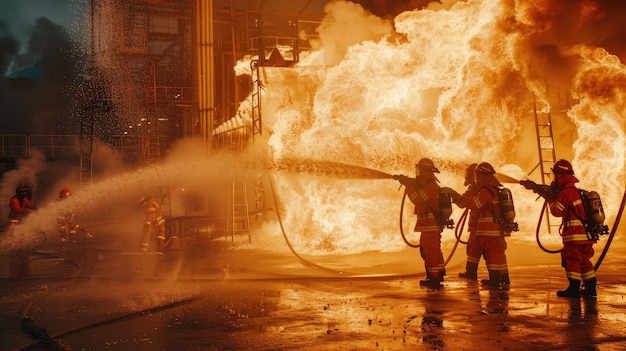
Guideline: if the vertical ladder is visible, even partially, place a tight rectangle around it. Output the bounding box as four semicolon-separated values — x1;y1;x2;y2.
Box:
250;60;262;139
227;178;251;243
531;104;558;233
143;118;161;164
533;106;556;185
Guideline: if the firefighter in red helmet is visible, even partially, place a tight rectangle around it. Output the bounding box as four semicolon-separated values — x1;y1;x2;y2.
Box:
56;188;92;244
452;162;510;287
548;159;597;298
394;158;447;288
8;185;36;224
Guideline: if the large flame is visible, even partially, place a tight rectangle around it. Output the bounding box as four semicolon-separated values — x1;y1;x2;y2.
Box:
230;0;626;256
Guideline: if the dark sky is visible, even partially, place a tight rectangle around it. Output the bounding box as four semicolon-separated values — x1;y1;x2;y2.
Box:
0;0;85;134
0;0;82;75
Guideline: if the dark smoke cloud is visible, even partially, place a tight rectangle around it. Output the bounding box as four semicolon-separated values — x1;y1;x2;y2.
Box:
0;21;21;76
1;16;84;135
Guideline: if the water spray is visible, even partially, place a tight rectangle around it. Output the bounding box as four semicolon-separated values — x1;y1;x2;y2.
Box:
269;157;393;180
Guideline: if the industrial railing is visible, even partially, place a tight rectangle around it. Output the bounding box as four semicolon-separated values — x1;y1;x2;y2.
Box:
0;134;80;159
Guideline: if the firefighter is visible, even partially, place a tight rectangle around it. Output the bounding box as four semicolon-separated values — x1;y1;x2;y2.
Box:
547;159;597;298
8;184;36;224
451;162;511;287
56;188;92;244
458;163;482;280
137;195;166;252
393;158;446;288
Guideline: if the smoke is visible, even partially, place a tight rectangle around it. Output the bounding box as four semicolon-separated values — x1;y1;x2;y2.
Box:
0;22;21;76
0;14;85;135
316;1;393;65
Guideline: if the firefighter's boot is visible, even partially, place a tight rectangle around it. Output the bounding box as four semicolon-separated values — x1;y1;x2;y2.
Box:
458;262;478;280
580;278;597;298
500;273;511;285
556;279;581;298
420;274;443;289
481;270;501;287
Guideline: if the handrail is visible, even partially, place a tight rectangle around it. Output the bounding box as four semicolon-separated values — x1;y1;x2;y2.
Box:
0;134;80;159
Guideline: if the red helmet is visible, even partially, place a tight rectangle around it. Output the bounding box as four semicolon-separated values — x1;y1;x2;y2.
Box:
416;158;440;173
16;185;28;197
552;159;574;174
475;162;496;175
59;188;71;199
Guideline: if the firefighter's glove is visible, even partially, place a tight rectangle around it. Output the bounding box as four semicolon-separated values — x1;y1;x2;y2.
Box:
519;180;537;190
440;187;461;199
393;174;411;187
519;180;556;201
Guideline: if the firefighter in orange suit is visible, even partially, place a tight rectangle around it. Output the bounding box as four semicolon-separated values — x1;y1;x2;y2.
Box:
458;163;482;280
548;159;597;298
8;185;36;224
394;158;445;288
138;195;166;252
57;188;92;244
452;162;510;287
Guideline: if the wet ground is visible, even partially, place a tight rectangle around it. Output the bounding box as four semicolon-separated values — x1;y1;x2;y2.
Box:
1;223;625;351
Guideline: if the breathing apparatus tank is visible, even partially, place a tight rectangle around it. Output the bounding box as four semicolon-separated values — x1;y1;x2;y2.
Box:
587;191;606;225
438;188;455;229
579;189;609;238
499;187;516;222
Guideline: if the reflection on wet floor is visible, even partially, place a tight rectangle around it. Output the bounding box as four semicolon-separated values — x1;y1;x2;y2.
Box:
1;233;626;350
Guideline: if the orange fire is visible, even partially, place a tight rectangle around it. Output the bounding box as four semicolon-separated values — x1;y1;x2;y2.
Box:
233;0;625;255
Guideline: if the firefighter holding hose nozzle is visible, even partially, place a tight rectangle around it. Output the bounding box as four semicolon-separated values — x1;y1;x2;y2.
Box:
8;184;36;224
520;159;598;298
393;158;454;289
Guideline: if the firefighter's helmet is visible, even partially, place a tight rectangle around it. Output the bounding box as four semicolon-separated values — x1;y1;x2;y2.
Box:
59;188;71;199
16;185;28;197
475;162;496;175
416;158;440;173
137;195;150;205
552;159;574;175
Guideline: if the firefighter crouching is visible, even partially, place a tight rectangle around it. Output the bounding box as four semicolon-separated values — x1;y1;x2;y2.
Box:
56;188;92;244
520;159;598;298
8;185;36;224
450;162;511;287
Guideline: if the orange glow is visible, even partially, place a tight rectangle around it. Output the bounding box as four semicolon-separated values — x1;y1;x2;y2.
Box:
230;0;625;255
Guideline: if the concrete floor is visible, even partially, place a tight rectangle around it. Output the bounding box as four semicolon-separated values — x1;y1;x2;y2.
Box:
1;223;625;351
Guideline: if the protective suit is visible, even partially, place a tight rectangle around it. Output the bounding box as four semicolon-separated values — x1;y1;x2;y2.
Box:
394;158;445;288
548;159;597;298
8;185;36;224
138;195;166;252
56;188;92;244
453;162;510;287
458;164;482;280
